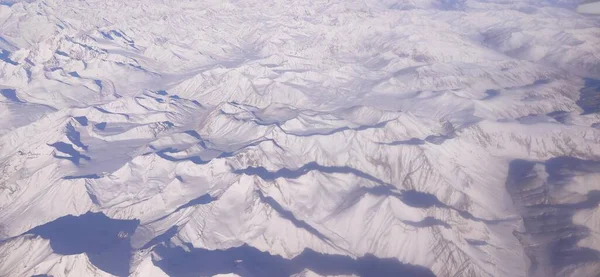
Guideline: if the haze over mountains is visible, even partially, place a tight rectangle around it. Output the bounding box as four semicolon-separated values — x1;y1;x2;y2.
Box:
0;0;599;276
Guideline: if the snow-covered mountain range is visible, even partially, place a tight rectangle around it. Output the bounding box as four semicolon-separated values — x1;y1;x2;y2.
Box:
0;0;599;276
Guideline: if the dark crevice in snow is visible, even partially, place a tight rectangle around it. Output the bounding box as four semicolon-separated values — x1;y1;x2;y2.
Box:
55;50;69;56
360;186;447;210
93;107;130;119
155;147;208;164
66;38;107;54
174;193;215;213
466;239;487;246
183;130;208;148
49;142;91;165
257;191;330;242
74;116;88;126
94;122;107;130
398;190;446;209
482;89;499;100
516;114;556;125
146;193;216;225
380;134;452;146
216;138;283;159
402;217;451;229
384;137;426;145
234;162;390;185
87;192;101;205
279;119;393;137
546;111;569;123
532;79;551;86
63;173;101;180
94;80;103;90
424;134;452;145
66;124;88;150
100;31;114;40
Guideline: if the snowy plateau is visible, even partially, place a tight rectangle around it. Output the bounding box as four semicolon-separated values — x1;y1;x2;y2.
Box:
0;0;599;276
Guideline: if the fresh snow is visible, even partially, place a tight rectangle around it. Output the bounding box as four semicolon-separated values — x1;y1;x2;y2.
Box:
0;0;599;276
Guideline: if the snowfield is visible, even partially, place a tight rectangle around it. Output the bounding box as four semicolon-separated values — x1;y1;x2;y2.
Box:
0;0;599;276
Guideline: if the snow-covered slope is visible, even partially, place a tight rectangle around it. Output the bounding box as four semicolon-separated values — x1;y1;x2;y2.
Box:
0;0;599;276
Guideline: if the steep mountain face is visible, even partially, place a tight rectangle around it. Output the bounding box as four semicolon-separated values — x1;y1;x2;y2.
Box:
0;0;599;276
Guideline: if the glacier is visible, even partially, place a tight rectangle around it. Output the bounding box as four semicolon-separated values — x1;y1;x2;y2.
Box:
0;0;599;276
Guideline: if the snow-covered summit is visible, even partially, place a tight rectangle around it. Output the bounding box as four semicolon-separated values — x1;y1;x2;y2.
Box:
1;0;599;276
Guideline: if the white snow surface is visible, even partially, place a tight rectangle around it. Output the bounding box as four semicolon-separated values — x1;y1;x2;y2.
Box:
0;0;599;276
